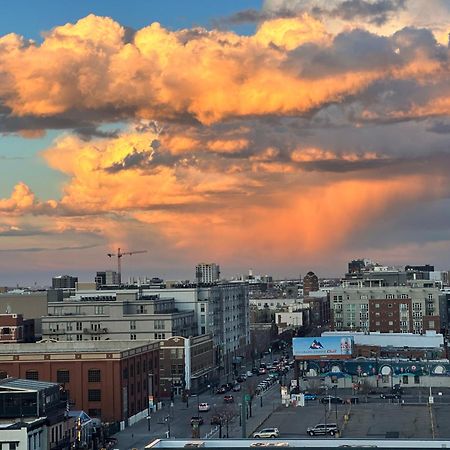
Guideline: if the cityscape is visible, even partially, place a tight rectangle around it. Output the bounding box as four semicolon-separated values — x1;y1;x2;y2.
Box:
1;1;450;450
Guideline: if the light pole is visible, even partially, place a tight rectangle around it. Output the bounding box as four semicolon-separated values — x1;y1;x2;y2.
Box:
334;384;338;425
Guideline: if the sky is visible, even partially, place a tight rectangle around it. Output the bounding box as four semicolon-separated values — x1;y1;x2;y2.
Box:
1;0;450;285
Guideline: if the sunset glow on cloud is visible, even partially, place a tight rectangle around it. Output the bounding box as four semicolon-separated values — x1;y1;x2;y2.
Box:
1;1;450;281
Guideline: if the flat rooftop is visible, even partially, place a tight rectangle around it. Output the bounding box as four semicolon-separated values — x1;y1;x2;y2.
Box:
0;340;159;354
146;439;450;449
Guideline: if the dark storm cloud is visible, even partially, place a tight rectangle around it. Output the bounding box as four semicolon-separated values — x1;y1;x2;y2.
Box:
221;0;406;25
73;126;119;141
427;121;450;134
313;0;407;26
0;244;99;253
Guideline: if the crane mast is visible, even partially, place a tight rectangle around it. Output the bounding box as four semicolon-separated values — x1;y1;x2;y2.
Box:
107;247;147;284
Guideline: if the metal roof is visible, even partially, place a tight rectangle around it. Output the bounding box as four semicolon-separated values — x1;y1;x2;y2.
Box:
0;378;58;391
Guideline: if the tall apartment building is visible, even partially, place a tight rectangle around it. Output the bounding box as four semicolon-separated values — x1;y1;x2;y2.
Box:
330;280;441;334
130;282;249;378
51;275;78;289
195;263;220;284
42;290;196;342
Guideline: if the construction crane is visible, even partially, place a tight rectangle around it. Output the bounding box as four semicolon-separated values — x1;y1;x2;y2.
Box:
107;247;147;284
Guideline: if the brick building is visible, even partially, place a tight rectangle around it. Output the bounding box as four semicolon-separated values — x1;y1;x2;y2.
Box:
0;341;160;422
0;313;35;343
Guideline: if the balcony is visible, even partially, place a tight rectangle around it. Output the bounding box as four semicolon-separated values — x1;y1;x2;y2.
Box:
83;327;108;334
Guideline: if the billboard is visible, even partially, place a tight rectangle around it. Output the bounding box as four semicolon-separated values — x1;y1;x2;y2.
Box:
293;336;353;359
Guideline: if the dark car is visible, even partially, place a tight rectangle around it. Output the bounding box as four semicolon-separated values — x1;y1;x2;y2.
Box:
190;416;204;425
320;395;344;404
236;376;245;383
380;393;401;399
224;394;234;403
215;386;226;394
224;383;234;391
252;367;260;374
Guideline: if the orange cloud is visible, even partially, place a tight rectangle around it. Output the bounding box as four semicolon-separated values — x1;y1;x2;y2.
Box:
1;13;446;126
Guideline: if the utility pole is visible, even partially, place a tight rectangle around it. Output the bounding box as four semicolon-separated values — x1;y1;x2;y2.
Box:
107;247;147;284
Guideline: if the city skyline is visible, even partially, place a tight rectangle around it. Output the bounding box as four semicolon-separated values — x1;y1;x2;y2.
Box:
1;0;450;283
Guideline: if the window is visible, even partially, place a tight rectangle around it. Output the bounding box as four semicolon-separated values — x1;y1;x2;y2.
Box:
154;320;165;330
2;327;10;335
130;365;134;377
76;334;83;341
88;389;101;401
200;304;205;312
76;322;82;331
403;375;408;384
0;371;7;379
375;303;380;308
26;370;39;380
94;306;104;315
130;320;136;330
88;369;101;382
130;334;137;340
388;321;394;325
201;326;206;334
388;303;393;308
414;375;420;384
57;370;70;383
123;368;128;379
88;408;101;417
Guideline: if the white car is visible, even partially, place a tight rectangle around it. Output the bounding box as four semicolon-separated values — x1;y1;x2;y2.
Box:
198;402;210;412
246;371;253;377
253;428;280;438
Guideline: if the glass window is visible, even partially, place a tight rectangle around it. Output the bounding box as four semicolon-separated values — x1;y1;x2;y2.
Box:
88;369;101;382
26;370;39;380
88;389;101;401
57;370;70;383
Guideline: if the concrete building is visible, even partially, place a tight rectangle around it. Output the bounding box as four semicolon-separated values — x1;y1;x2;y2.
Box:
0;341;160;423
141;283;250;379
0;378;74;450
42;290;196;342
95;271;120;287
0;314;35;343
195;263;220;284
330;281;441;334
0;290;48;338
159;335;215;397
303;291;330;328
51;275;78;290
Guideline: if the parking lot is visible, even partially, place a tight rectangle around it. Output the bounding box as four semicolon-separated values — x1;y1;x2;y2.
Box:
255;398;444;439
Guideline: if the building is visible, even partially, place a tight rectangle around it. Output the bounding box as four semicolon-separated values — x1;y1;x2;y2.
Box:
42;290;196;342
303;291;330;328
0;314;35;343
303;271;319;296
0;378;75;450
0;341;160;423
195;263;220;284
142;283;250;379
330;281;441;334
249;297;300;310
0;290;48;338
51;275;78;290
95;271;120;287
159;335;215;397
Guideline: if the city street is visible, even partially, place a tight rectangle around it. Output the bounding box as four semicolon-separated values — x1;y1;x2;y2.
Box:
113;356;290;449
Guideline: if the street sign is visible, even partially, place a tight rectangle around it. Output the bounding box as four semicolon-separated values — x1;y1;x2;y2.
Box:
244;394;251;402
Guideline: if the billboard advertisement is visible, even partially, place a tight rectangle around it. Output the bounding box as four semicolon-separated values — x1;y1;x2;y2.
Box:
293;336;353;359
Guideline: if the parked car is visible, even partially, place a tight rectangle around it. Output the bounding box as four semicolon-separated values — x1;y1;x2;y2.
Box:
236;376;245;383
380;393;401;399
303;393;318;401
190;416;204;425
258;368;267;375
246;371;253;377
232;384;241;392
215;386;226;394
224;395;234;403
252;367;260;374
320;395;344;404
225;383;234;391
307;423;339;436
253;428;280;438
198;402;210;412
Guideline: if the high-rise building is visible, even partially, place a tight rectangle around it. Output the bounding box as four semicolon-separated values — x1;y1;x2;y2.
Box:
95;270;120;286
195;263;220;284
52;275;78;289
303;271;319;296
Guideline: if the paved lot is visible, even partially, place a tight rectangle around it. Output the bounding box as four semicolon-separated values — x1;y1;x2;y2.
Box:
256;400;438;440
